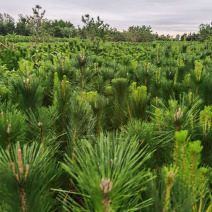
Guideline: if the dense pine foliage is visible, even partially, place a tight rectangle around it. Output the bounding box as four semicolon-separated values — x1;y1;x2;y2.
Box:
0;36;212;211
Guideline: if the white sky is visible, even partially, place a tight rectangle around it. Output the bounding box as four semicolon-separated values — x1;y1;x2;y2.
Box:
1;0;212;36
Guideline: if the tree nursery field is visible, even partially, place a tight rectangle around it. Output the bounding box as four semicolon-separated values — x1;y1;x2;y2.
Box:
0;36;212;212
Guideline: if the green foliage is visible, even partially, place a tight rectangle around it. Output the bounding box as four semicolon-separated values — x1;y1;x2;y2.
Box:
198;23;212;41
79;14;110;40
150;95;203;167
41;20;76;38
200;106;212;138
9;75;44;112
145;131;211;212
25;106;58;144
1;35;212;211
109;78;129;129
129;82;149;120
126;25;153;42
53;73;72;143
170;131;210;212
0;102;26;148
82;91;107;134
59;133;153;211
0;13;15;35
0;142;62;212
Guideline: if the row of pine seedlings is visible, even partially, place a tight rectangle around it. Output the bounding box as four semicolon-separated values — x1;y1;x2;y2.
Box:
0;37;212;211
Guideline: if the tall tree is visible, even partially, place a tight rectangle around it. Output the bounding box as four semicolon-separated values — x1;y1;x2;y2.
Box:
79;14;110;40
27;5;46;43
0;13;15;35
31;5;46;33
41;19;76;38
15;14;30;36
126;25;153;42
198;23;212;41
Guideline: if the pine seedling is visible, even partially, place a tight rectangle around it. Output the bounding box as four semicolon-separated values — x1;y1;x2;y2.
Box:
191;60;205;96
80;54;85;98
171;131;210;211
200;106;212;139
150;66;162;98
174;130;189;171
194;60;204;85
72;53;88;99
109;78;129;130
9;75;44;112
53;73;72;144
177;55;185;82
59;133;153;211
155;107;163;130
0;142;62;212
163;166;176;212
150;95;202;167
156;67;161;84
82;91;107;135
134;62;155;92
11;148;29;212
18;59;34;76
65;92;94;160
129;82;149;120
199;73;212;106
147;130;210;212
188;141;203;193
25;106;58;145
0;104;26;148
152;96;202;146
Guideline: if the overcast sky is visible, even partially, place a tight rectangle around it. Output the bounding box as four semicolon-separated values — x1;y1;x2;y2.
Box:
1;0;212;36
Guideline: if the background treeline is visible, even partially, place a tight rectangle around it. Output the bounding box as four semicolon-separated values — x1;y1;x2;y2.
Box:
1;5;212;42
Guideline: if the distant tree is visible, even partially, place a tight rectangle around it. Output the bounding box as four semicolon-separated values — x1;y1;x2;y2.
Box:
125;25;153;42
79;14;110;40
0;22;6;35
153;32;159;40
198;23;212;41
41;19;76;38
175;34;180;41
31;5;46;33
179;32;198;41
180;33;187;41
52;19;73;28
15;14;30;36
191;32;199;41
0;13;15;35
0;13;14;24
108;28;125;42
186;32;198;41
60;27;77;38
166;34;171;39
157;34;170;41
27;5;46;43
